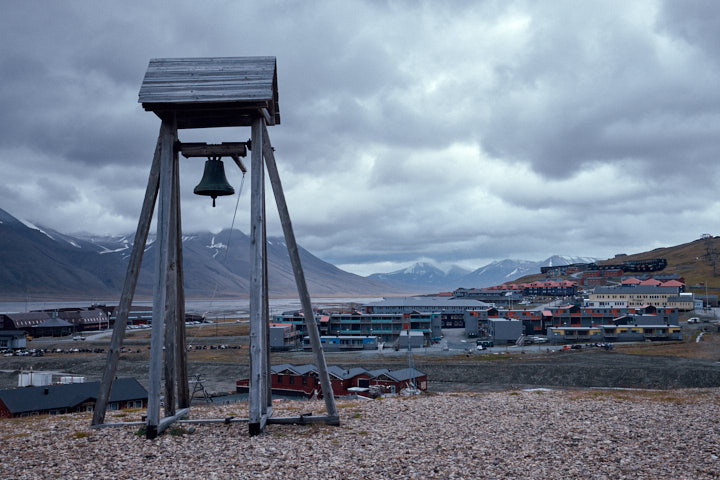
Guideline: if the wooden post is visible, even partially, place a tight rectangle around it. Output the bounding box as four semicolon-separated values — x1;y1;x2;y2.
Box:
147;117;176;439
163;144;178;418
175;149;189;409
262;171;272;416
261;123;338;420
248;116;266;436
91;131;162;426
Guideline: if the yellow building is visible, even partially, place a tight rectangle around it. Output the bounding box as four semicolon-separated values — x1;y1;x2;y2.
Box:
589;286;685;309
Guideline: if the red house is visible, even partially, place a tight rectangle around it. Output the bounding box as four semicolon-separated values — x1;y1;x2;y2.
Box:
236;364;428;398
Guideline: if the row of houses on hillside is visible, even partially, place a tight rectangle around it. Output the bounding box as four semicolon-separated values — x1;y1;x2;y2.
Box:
454;280;578;299
236;364;427;398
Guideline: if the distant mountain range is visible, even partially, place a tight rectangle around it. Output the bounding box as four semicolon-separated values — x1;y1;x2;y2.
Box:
368;256;597;292
0;207;604;300
0;208;401;300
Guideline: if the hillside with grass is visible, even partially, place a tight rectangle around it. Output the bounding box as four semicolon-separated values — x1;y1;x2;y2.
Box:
513;235;720;292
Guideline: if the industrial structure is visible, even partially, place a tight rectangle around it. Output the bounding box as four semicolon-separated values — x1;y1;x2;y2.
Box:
91;56;337;437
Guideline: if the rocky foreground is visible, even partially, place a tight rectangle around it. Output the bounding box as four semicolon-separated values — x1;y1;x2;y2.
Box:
1;389;719;479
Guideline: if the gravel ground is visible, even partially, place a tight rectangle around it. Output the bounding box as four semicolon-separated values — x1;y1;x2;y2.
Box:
1;389;719;479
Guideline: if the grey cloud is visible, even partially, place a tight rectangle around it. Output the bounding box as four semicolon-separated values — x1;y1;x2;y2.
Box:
1;0;719;275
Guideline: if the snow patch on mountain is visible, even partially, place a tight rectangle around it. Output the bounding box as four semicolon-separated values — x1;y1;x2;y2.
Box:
18;218;55;240
206;236;228;259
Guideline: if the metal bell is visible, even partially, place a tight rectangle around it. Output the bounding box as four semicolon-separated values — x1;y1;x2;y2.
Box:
193;158;235;207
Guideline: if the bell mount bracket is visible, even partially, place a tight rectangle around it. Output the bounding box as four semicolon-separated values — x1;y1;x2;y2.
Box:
177;141;248;173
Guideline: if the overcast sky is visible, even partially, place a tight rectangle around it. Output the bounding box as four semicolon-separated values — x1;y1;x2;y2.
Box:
1;1;719;276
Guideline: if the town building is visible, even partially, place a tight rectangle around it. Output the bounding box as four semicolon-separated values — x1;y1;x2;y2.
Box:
324;311;442;345
363;297;492;328
465;304;679;341
451;288;523;306
695;294;719;308
487;319;523;344
0;330;27;350
1;309;109;336
456;280;578;299
523;280;578;296
269;323;301;350
588;285;683;308
275;309;443;346
547;322;681;343
304;335;379;351
0;378;147;418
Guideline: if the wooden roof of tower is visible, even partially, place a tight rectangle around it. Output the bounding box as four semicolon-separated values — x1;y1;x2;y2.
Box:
138;56;280;129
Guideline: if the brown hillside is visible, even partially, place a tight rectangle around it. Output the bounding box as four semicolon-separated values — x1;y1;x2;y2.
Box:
513;236;720;292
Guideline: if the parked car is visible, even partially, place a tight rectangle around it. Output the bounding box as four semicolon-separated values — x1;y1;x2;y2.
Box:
687;317;700;324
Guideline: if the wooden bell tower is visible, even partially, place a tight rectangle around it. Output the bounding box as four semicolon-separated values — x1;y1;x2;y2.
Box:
91;57;338;437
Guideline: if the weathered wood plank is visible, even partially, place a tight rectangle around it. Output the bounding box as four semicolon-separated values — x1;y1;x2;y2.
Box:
268;415;340;426
147;117;176;436
248;116;265;436
163;150;179;418
91;132;162;426
175;147;189;409
139;57;277;105
155;408;190;438
179;142;247;158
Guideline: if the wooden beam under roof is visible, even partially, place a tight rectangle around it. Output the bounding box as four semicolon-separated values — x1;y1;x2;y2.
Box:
178;142;248;158
178;142;247;173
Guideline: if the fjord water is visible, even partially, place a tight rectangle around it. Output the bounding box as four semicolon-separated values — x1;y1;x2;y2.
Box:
0;297;383;318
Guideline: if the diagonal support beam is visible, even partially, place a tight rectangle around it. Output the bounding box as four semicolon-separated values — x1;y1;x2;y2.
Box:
261;122;338;419
147;117;177;437
92;130;163;426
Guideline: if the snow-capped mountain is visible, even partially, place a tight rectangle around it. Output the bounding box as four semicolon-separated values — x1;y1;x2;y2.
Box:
368;262;470;292
0;208;401;299
459;259;541;288
540;255;597;267
369;255;599;293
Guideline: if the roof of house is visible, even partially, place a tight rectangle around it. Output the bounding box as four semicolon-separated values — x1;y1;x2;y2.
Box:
0;378;147;415
379;368;426;382
34;317;74;328
0;330;27;338
327;366;370;380
366;368;390;378
366;297;491;308
138;56;280;128
593;286;680;295
268;364;426;382
58;309;108;324
3;312;51;328
667;296;694;302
